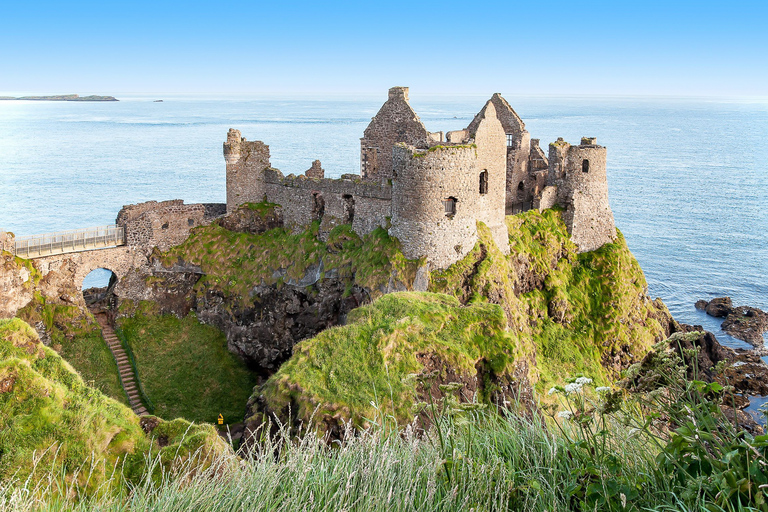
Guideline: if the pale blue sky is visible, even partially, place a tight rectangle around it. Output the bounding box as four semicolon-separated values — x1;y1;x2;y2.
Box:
1;1;766;96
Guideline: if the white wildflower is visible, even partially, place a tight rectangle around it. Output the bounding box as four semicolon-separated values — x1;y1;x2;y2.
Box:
556;410;573;420
575;377;593;386
564;382;583;394
595;386;611;393
548;387;558;395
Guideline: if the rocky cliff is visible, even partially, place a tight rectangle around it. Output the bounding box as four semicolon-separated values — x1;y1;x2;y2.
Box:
111;203;672;438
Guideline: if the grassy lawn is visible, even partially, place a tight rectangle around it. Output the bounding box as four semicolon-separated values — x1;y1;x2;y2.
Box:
117;312;256;425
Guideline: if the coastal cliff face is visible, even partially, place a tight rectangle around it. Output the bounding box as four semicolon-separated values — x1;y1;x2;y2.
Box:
108;203;671;439
2;203;672;443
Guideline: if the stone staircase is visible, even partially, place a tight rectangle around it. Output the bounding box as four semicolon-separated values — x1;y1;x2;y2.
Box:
93;312;148;416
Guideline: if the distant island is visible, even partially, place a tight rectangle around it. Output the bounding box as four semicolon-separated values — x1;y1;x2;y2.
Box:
0;94;118;101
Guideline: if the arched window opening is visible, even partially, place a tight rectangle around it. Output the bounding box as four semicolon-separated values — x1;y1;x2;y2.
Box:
82;268;117;310
311;191;325;222
342;194;355;224
582;159;590;173
479;170;488;195
443;197;457;219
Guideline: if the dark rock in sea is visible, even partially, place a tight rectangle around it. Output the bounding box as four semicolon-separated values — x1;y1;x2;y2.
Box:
626;325;768;418
700;296;733;317
154;100;163;102
696;297;768;349
722;306;768;347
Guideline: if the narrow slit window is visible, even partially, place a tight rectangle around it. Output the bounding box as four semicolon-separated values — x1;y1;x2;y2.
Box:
506;134;515;147
479;170;488;195
443;197;457;218
582;159;590;173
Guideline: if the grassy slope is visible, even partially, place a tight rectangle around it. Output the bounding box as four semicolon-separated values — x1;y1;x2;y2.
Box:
117;310;256;424
508;211;668;389
259;292;518;427
17;294;127;405
0;318;229;494
247;207;668;427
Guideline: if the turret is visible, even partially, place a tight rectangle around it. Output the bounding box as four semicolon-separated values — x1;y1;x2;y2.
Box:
546;137;616;252
223;128;271;213
389;101;509;269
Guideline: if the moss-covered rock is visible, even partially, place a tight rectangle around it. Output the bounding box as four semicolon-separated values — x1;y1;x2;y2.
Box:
246;292;522;441
0;318;230;496
239;208;672;438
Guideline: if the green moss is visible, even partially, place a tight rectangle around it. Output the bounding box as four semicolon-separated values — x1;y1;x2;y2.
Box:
243;200;281;214
508;210;668;390
16;293;126;405
162;204;421;309
116;312;256;425
259;292;518;431
0;318;230;495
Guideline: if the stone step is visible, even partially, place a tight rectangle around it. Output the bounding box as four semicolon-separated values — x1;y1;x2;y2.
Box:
96;317;148;418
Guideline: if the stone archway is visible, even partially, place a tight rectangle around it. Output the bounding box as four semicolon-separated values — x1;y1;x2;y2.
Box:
82;267;118;307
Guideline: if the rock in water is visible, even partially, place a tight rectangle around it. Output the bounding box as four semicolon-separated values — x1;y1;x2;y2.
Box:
696;297;768;349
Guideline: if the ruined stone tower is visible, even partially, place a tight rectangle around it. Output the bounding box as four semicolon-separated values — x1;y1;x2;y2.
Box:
546;137;616;252
466;93;548;214
224;128;271;212
359;87;435;183
389;102;509;269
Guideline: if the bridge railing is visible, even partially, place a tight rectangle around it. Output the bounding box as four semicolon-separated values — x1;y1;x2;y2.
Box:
11;225;126;259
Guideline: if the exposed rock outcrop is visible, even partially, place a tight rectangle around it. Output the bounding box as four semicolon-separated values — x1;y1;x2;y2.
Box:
696;297;768;349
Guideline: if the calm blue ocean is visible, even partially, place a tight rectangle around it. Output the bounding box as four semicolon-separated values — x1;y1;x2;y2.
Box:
1;94;766;354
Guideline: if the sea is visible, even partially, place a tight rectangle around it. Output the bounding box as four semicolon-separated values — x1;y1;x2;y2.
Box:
1;94;766;412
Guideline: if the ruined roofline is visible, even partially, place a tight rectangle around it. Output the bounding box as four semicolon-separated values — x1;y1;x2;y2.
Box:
361;86;431;143
466;93;526;138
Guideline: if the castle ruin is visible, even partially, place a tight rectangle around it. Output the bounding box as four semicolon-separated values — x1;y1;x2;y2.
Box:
223;87;616;268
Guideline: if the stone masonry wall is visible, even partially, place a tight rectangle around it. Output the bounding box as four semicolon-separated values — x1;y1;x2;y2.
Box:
470;101;510;254
360;87;433;183
263;168;392;239
547;138;616;252
117;200;224;252
224;128;270;212
389;144;481;269
466;93;534;214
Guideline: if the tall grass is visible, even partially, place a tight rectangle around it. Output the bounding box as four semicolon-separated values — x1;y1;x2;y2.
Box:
2;406;737;512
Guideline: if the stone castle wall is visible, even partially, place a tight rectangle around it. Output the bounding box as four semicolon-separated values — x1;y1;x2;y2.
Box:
117;199;225;251
263;168;392;239
547;138;616;252
469;101;510;255
360;87;434;182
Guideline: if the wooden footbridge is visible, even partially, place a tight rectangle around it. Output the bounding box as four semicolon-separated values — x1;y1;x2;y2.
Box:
2;225;125;259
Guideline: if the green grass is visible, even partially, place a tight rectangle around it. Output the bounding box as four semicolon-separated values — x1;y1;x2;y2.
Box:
258;292;522;431
162;203;421;309
16;294;126;405
117;312;256;425
5;400;759;511
0;317;231;497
